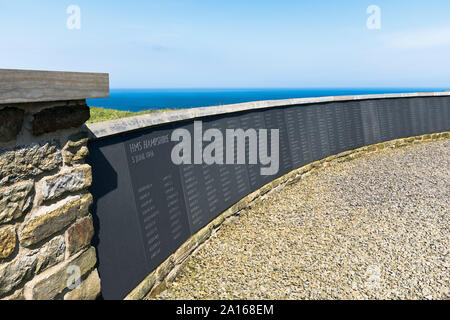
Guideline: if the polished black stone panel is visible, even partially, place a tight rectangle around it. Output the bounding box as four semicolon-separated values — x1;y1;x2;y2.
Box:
426;98;439;133
360;100;382;146
239;110;272;189
429;97;446;133
124;127;191;270
443;97;450;131
316;104;331;160
332;102;349;152
423;98;436;134
438;97;448;132
389;99;401;138
284;105;312;167
222;114;252;200
174;121;222;233
305;105;322;161
322;103;341;156
392;98;411;138
284;106;303;168
343;101;364;150
263;108;292;177
88;96;450;300
377;99;396;142
408;98;422;136
204;115;251;213
400;99;413;138
412;98;429;135
179;162;213;233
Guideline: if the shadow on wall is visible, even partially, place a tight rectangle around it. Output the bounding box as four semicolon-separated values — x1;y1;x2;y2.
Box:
86;129;153;300
86;135;118;300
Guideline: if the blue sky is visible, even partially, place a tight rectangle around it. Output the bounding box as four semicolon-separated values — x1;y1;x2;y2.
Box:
1;0;450;88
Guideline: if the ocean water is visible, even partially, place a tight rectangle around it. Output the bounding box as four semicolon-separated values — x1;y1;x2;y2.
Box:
87;88;446;112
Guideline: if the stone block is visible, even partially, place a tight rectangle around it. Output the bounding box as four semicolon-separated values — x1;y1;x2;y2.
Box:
0;107;24;142
155;257;174;282
62;134;89;166
34;235;66;274
196;225;212;245
124;272;156;300
0;253;37;297
63;269;101;300
39;165;92;201
32;104;90;136
166;258;189;283
336;151;352;158
79;193;93;214
367;145;377;152
19;194;90;247
65;215;94;257
211;214;226;229
1;288;24;300
148;281;167;298
23;247;97;300
0;181;33;225
0;225;16;259
375;143;386;150
0;142;62;187
172;236;197;265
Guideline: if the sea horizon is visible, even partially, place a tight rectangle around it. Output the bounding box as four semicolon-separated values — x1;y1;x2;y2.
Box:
87;87;449;112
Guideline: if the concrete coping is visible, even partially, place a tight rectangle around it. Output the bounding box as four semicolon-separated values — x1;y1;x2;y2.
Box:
0;69;109;104
85;91;450;140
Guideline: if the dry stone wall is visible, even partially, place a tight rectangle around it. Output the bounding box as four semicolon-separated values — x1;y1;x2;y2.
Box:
0;100;100;300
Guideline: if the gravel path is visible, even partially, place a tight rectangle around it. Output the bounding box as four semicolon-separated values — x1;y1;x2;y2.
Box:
155;140;450;300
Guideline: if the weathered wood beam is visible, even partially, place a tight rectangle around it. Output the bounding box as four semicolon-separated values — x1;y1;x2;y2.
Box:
0;69;109;104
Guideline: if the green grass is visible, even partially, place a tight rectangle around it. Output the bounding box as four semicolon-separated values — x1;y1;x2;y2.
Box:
87;106;176;124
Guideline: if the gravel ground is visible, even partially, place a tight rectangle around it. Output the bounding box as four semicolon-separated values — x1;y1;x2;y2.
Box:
155;140;450;300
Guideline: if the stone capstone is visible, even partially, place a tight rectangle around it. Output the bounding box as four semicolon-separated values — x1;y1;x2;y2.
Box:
19;194;92;247
0;141;62;187
0;107;25;142
0;225;16;259
0;181;33;225
39;165;92;201
23;247;97;300
32;104;90;136
64;268;101;300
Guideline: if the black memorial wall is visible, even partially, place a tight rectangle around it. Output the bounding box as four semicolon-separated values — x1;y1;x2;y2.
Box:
87;96;450;299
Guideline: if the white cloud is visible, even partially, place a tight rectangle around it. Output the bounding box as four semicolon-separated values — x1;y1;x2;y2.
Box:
381;27;450;49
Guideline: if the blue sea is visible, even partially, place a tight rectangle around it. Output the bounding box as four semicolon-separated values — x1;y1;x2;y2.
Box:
87;88;446;112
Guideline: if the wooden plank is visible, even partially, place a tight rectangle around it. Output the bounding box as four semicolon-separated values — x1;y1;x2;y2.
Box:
0;69;109;104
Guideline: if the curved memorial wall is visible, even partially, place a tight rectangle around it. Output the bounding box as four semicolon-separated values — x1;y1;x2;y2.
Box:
85;93;450;299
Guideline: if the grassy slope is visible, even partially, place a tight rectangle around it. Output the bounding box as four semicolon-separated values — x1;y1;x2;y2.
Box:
87;106;175;124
